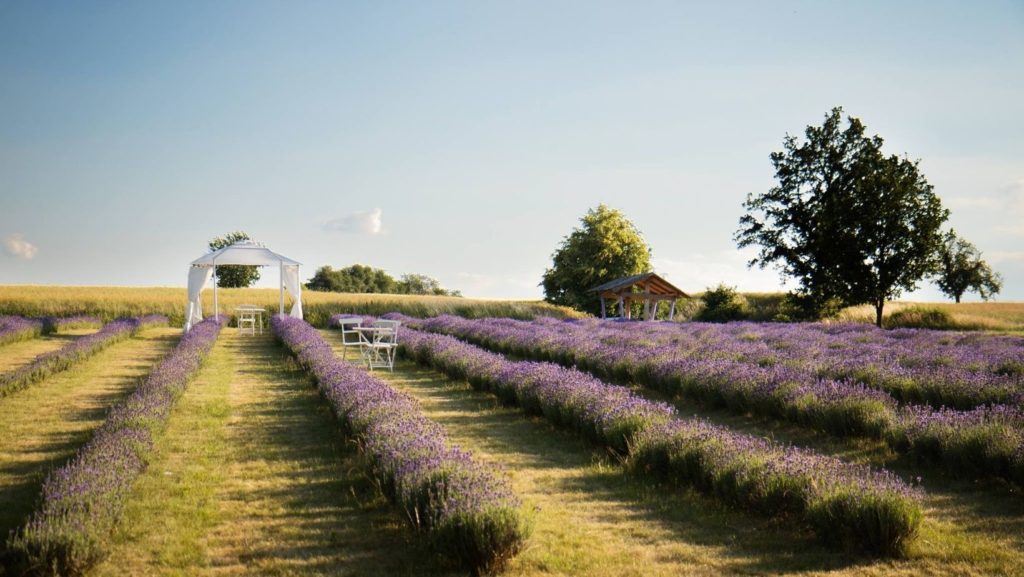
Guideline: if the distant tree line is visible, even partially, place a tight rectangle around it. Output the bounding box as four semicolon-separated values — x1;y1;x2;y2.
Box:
305;264;462;297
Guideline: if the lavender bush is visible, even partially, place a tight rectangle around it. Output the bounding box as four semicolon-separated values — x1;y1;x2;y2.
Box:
41;315;103;333
0;315;167;399
7;316;226;576
272;315;528;574
397;314;1024;485
399;327;923;556
0;316;44;346
329;313;377;328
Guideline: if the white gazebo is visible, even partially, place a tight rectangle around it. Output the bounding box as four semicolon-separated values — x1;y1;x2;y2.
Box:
185;240;303;331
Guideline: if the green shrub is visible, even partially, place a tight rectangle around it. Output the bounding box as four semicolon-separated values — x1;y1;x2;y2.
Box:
884;307;956;330
696;284;749;322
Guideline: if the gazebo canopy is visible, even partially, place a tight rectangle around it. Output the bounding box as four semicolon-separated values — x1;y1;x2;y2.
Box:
191;242;301;267
591;272;688;320
185;240;303;331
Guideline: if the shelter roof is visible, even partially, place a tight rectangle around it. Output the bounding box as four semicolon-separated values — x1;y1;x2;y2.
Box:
591;272;688;297
190;241;301;267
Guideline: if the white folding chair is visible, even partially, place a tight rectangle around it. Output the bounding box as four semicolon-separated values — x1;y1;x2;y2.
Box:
360;320;401;371
335;317;363;360
236;304;261;335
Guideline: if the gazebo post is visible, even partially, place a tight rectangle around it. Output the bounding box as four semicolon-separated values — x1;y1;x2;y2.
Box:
213;260;219;321
617;295;625;319
279;260;285;315
600;298;606;319
669;299;677;321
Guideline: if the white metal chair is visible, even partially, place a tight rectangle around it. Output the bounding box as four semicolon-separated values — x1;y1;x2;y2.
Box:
335;317;363;360
236;304;263;335
359;320;400;371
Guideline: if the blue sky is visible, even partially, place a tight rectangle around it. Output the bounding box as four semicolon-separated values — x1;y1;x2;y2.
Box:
2;1;1022;300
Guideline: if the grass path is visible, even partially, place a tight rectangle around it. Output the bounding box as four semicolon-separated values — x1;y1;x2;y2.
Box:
96;331;450;577
321;330;1024;577
0;328;95;373
0;327;179;545
319;332;837;576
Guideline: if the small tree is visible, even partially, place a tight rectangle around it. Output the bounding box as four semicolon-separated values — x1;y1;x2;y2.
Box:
736;107;949;326
209;232;260;288
542;205;652;315
936;230;1002;303
396;273;460;296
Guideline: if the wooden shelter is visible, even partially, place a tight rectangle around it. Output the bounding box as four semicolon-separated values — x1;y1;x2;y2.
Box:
592;272;689;321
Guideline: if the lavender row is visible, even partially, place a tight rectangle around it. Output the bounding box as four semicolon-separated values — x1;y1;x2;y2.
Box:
0;316;44;346
41;315;104;333
391;314;898;437
398;326;923;556
0;315;168;399
567;318;1023;410
7;316;226;575
272;315;527;573
397;315;1024;487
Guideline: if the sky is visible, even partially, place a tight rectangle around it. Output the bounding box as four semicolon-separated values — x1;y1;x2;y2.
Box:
1;1;1022;301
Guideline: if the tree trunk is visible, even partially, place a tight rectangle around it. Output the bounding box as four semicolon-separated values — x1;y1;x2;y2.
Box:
875;300;884;328
955;294;962;304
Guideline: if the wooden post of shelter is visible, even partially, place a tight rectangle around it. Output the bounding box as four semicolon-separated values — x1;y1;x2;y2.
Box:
591;273;689;322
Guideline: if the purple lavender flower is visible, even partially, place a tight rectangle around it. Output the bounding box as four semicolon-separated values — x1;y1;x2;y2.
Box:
7;315;224;575
399;325;923;556
272;315;528;573
399;314;1024;486
0;316;44;346
0;316;168;398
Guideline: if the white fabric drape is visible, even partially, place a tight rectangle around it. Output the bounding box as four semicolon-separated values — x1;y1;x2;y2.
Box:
283;264;303;319
185;266;214;331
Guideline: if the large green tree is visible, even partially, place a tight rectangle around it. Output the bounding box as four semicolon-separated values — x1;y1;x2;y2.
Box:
208;231;261;288
736;108;949;327
542;204;652;315
305;264;398;293
305;265;462;296
936;229;1002;303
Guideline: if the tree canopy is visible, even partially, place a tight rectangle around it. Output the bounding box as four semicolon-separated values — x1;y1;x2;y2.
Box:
208;231;261;288
542;204;652;315
305;264;461;296
735;107;949;326
936;230;1002;303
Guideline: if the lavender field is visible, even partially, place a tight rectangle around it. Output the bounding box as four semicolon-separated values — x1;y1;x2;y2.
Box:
0;310;1022;576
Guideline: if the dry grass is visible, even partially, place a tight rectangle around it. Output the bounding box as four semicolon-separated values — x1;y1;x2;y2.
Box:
836;301;1024;332
0;328;180;546
96;331;446;577
0;286;583;328
0;328;93;373
369;363;1024;576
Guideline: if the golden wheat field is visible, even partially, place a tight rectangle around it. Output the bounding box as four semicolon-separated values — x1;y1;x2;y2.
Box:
0;285;583;327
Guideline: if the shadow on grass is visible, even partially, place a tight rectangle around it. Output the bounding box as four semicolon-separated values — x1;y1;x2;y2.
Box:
220;335;461;577
636;390;1024;556
0;332;179;566
380;361;882;575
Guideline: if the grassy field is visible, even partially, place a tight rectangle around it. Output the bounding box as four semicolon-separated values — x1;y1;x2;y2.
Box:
0;327;180;552
318;331;1024;577
837;301;1024;332
0;286;582;328
0;325;1020;575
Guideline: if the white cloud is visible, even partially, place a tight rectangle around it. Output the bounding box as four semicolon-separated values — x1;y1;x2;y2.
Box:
3;233;38;259
323;208;383;235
